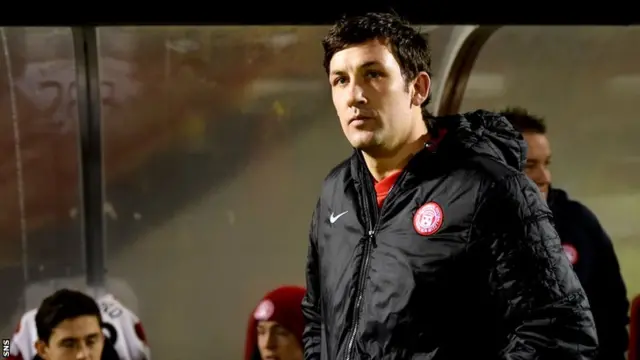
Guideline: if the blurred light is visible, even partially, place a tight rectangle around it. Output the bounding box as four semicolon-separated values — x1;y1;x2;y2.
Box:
165;39;200;53
606;75;640;96
463;73;505;99
268;33;298;50
418;25;439;34
246;79;325;99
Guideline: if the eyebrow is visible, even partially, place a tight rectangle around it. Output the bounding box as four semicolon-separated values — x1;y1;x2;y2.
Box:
57;332;100;344
330;61;382;76
58;337;77;345
527;155;552;162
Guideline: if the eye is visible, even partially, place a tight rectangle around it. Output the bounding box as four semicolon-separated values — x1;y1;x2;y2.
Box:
332;76;347;86
366;70;382;79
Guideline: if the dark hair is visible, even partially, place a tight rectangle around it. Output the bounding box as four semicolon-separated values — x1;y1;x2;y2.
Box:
499;106;547;134
35;289;102;343
322;12;433;120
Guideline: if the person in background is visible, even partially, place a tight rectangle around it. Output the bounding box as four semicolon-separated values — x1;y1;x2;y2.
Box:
501;106;629;360
7;289;150;360
244;285;305;360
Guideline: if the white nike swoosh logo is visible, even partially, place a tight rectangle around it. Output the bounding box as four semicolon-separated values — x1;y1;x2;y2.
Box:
329;211;348;224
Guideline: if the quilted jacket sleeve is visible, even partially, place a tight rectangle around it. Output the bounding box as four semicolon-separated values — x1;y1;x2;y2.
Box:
473;172;599;359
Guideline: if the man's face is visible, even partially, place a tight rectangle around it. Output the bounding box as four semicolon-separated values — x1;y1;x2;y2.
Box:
257;320;303;360
523;132;552;200
36;315;104;360
328;39;430;157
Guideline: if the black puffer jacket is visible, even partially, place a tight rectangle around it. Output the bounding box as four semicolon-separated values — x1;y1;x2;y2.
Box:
548;187;629;360
302;110;598;359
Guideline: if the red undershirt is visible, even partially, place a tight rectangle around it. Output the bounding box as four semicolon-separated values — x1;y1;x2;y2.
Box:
374;170;403;208
372;129;447;208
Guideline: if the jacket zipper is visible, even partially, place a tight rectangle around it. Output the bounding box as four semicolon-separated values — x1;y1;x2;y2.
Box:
345;166;410;360
345;228;375;360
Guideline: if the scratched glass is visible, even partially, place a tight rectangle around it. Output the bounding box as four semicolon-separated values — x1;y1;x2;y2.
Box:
0;27;84;338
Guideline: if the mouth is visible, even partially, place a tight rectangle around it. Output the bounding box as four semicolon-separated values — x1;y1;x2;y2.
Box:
349;115;373;124
537;184;549;196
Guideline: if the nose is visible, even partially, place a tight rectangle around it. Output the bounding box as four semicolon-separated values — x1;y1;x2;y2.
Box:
540;168;551;185
529;166;551;190
346;80;367;108
265;332;278;350
75;343;91;359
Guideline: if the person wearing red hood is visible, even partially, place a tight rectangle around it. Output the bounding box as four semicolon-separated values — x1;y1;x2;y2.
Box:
244;286;305;360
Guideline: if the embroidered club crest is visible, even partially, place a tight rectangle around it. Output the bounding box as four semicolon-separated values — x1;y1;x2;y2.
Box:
562;244;579;265
413;201;444;236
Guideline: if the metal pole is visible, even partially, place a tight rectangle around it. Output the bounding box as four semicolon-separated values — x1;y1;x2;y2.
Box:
0;28;29;285
72;26;106;290
433;26;501;116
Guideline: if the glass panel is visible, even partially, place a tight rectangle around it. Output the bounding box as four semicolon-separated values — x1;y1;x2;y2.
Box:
459;26;640;298
99;24;442;359
0;27;84;337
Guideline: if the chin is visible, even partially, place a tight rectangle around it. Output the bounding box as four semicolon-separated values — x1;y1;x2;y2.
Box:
348;132;378;149
352;141;380;154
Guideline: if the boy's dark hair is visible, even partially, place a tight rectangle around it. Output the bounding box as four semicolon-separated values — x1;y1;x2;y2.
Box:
322;12;433;120
500;106;547;134
35;289;102;343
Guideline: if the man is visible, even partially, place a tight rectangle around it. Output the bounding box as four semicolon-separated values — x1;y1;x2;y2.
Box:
244;285;306;360
501;106;629;360
301;12;598;360
8;289;150;360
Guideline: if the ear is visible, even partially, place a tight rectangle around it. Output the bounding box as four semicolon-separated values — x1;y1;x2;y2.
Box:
411;71;431;107
35;339;48;359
